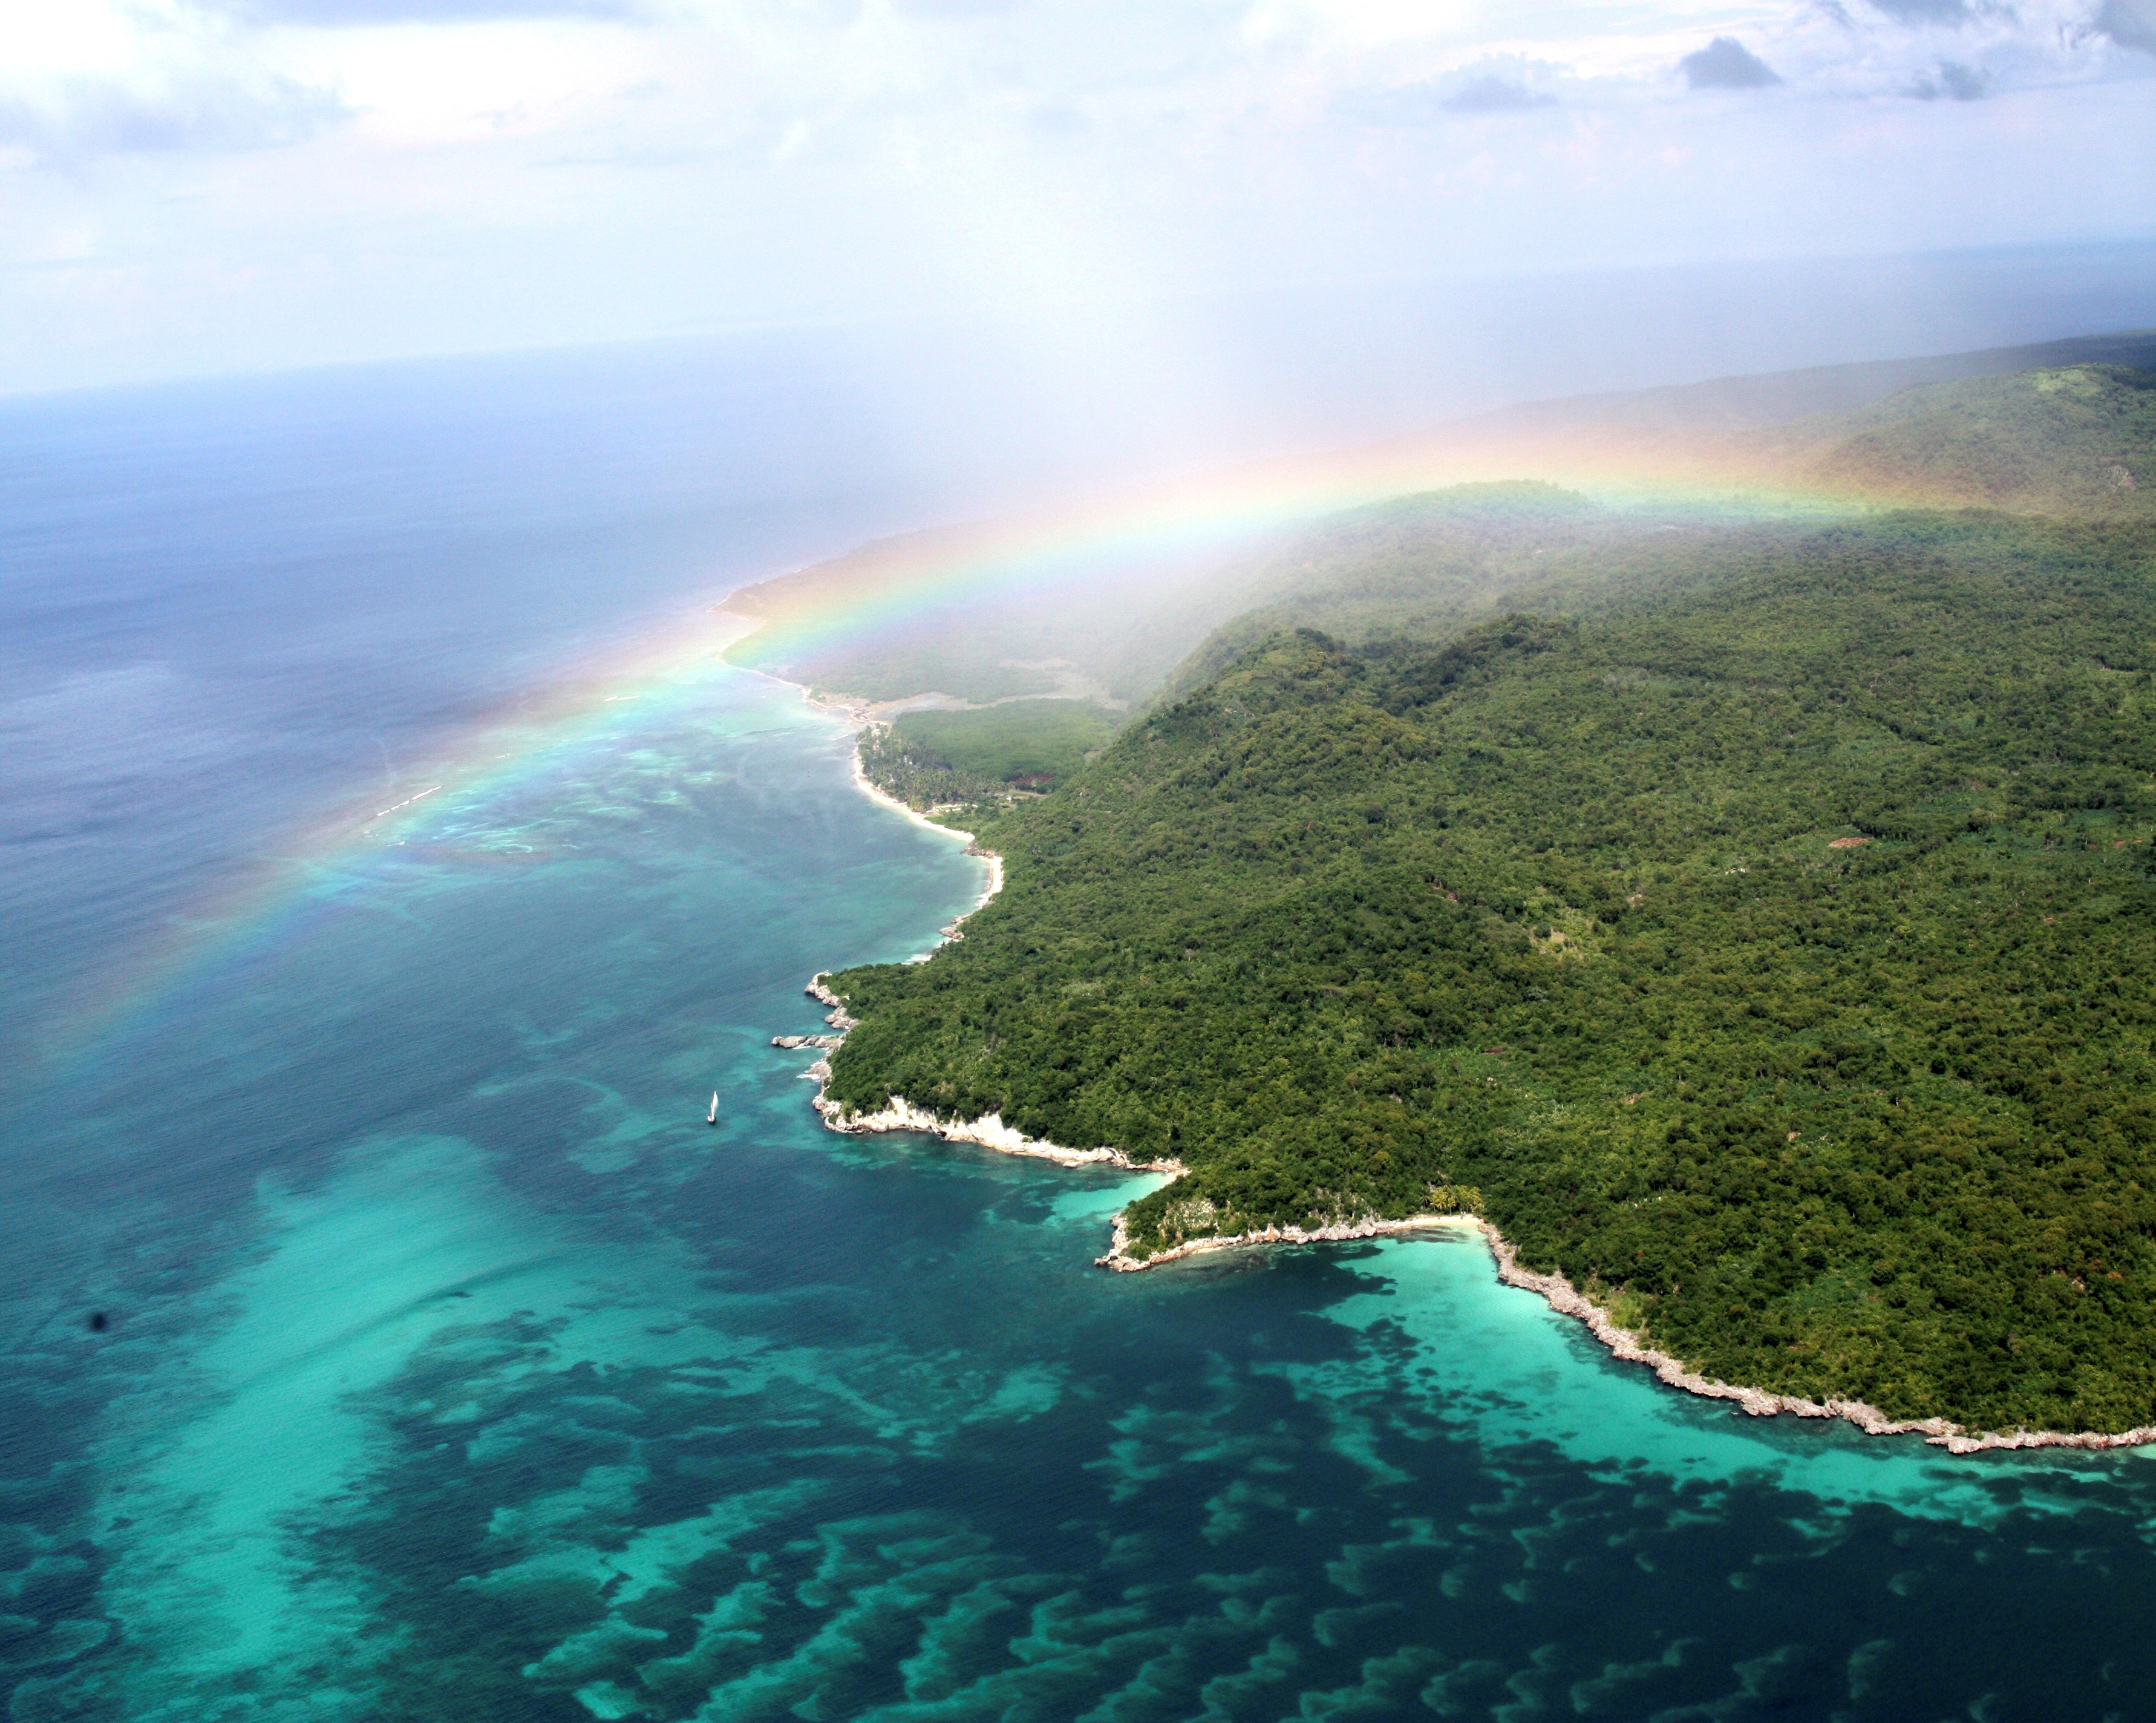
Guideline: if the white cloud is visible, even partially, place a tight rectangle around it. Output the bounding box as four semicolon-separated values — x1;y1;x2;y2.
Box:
0;1;344;165
214;0;640;20
0;74;342;163
0;0;2147;389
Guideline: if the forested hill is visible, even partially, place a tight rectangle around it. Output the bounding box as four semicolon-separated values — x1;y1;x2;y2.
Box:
722;352;2155;713
1775;364;2156;518
1145;367;2156;707
1145;481;1609;704
822;511;2156;1435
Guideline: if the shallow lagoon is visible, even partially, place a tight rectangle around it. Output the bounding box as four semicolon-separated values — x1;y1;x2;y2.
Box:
7;657;2156;1722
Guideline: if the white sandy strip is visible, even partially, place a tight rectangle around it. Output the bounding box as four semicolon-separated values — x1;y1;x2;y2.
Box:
816;1089;1182;1174
731;656;1004;917
1093;1209;1483;1271
848;746;963;842
844;735;1003;921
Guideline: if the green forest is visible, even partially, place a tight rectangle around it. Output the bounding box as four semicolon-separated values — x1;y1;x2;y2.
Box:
822;502;2156;1435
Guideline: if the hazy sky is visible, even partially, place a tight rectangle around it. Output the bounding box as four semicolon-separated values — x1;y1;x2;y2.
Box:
3;1;2152;394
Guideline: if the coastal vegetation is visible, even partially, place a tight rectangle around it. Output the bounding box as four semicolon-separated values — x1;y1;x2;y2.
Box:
1146;481;1615;703
859;700;1120;820
821;503;2156;1434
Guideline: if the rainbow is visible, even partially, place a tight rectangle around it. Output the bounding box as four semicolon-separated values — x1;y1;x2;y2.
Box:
716;422;1879;676
34;610;765;1077
38;425;1884;1074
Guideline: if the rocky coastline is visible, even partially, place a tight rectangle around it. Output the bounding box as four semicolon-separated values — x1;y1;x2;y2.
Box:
795;975;1185;1175
787;688;2156;1457
1089;1201;2156;1453
815;1085;1186;1175
798;978;2154;1451
1469;1226;2156;1454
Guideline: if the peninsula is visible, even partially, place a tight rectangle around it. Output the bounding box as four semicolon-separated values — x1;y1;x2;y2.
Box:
786;359;2156;1445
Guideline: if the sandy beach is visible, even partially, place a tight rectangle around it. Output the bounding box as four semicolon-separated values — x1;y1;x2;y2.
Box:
850;750;1002;895
836;707;1005;923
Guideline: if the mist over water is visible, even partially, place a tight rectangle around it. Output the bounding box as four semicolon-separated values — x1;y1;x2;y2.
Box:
9;268;2156;1718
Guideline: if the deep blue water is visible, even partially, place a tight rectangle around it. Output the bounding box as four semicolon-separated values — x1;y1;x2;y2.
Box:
10;353;2156;1723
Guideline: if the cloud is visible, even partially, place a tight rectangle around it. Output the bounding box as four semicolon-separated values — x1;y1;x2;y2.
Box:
1442;75;1555;114
1341;58;1567;125
890;0;1022;14
1677;38;1784;89
2095;0;2156;52
1866;0;1981;21
2;0;2149;394
1906;57;1991;95
0;76;344;165
1025;103;1089;137
205;0;636;22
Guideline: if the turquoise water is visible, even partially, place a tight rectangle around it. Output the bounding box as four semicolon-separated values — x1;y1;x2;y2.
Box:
10;660;2156;1721
8;362;2156;1722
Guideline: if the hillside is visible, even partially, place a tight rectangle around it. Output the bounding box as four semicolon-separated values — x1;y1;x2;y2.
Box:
1459;327;2156;441
721;340;2156;714
818;513;2156;1435
1148;366;2156;708
1777;365;2156;517
1144;481;1612;702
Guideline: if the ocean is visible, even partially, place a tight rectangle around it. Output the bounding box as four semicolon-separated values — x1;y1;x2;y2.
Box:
8;338;2156;1723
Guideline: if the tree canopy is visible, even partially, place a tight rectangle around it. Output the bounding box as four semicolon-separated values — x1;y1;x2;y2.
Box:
823;508;2156;1434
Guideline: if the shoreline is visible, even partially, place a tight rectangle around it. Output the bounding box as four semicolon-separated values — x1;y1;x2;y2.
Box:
836;702;1006;920
1094;1204;2156;1454
791;661;2153;1458
816;1084;1185;1175
799;979;1183;1176
722;616;1004;923
1094;1208;1486;1270
802;1041;2156;1454
1472;1226;2156;1454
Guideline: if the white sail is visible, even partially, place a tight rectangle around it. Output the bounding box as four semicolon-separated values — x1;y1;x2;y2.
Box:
707;1090;719;1124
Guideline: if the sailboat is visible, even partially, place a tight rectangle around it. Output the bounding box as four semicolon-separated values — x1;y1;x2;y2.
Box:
707;1090;719;1126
